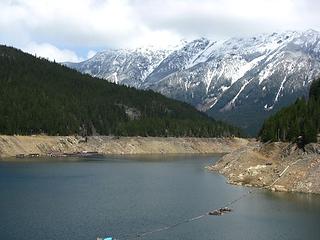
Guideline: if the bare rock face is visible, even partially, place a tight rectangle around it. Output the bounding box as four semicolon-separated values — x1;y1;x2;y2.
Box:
209;141;320;194
0;135;249;158
66;30;320;135
305;143;320;154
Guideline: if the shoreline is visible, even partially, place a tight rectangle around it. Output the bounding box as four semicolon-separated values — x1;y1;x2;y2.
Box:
0;135;249;159
2;134;320;194
208;141;320;194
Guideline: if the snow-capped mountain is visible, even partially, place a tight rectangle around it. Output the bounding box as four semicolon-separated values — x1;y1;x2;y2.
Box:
66;47;170;88
65;30;320;135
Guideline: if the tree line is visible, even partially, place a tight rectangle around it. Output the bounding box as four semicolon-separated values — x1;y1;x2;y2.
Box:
0;45;242;137
259;78;320;143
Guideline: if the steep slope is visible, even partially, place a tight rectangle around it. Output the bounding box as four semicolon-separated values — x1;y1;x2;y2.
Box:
259;78;320;143
66;47;170;88
206;30;320;135
0;45;241;137
142;38;212;87
66;30;320;135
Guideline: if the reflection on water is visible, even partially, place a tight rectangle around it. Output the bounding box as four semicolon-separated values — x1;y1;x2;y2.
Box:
266;190;320;203
0;155;320;240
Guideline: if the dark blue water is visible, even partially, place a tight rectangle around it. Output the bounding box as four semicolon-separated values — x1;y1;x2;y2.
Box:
1;154;320;240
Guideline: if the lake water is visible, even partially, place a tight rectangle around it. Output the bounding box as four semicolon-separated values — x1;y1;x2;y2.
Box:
1;154;320;240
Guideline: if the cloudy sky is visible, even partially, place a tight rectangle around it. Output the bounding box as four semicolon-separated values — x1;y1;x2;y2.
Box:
0;0;319;62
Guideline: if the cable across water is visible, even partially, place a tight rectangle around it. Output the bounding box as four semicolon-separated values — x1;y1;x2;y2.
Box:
114;189;255;240
109;158;301;240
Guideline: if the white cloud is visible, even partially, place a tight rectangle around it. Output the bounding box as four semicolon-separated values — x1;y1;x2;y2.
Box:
130;29;182;48
87;50;97;59
0;0;178;49
133;0;309;39
24;42;83;62
0;0;319;61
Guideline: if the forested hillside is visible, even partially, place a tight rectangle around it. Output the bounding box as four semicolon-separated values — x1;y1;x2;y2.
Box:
0;45;241;137
259;78;320;143
67;30;320;137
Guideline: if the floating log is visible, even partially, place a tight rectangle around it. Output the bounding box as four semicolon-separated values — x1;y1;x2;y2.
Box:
208;207;232;216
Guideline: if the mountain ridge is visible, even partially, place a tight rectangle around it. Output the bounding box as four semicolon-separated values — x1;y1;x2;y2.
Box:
65;29;320;135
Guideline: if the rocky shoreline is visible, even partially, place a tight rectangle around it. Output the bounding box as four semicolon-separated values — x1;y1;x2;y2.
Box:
3;135;319;194
0;135;248;159
207;140;320;194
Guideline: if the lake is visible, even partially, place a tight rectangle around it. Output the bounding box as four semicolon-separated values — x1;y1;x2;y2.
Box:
1;154;320;240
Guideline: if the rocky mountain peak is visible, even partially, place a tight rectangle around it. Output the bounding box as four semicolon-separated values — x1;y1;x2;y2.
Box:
65;29;320;135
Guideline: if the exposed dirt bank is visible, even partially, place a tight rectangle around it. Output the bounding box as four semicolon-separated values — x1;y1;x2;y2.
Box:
0;135;248;159
208;140;320;194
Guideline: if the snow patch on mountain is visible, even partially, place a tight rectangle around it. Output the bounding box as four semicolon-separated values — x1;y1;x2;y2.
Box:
65;29;320;135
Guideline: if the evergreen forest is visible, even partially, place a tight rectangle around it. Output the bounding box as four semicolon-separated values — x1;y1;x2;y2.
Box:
0;45;242;137
259;78;320;143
